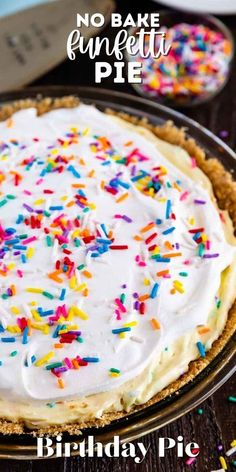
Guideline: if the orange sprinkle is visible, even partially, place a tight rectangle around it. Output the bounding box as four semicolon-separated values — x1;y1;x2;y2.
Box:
48;271;63;283
57;378;65;389
72;183;85;188
79;158;85;165
139;294;150;302
156;270;169;277
150;318;161;330
0;271;7;277
88;169;95;178
164;241;173;250
54;343;63;348
163;252;182;258
134;235;142;241
170;288;176;294
124;140;133;146
27;319;32;336
6;118;14;128
173;182;182;192
83;288;89;297
116;192;129;203
140;222;155;233
197;326;210;335
100;180;105;189
66;201;75;207
10;284;16;296
72;359;80;369
108;230;113;239
82;270;92;279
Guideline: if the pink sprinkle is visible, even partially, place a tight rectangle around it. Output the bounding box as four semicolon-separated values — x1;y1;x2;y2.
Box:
115;309;121;320
64;357;73;369
22;236;37;245
23;190;32;195
180;191;189;201
135;255;140;262
191;157;197;168
206;240;211;250
138;261;146;267
115;298;126;313
185;457;196;466
36;178;44;185
184;259;191;265
17;269;23;278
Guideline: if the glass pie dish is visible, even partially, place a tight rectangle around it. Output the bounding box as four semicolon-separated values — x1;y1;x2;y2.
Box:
0;86;235;460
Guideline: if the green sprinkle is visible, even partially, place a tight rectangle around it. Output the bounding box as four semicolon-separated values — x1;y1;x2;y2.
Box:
109;368;120;374
217;300;222;309
120;293;126;304
46;362;63;370
228;396;236;403
46;402;56;408
179;272;188;277
19;234;28;239
43;210;51;217
42;291;54;300
76;336;84;343
6;194;16;200
10;350;18;357
1;294;8;300
74;238;81;247
0;199;8;208
232;460;236;466
198;243;205;257
197;408;203;415
46;235;53;247
77;264;85;270
83;207;89;213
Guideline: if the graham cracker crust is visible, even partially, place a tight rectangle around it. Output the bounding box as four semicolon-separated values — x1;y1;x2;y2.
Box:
0;95;235;436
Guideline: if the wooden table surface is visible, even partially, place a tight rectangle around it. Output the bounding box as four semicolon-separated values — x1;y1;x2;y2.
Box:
0;1;235;471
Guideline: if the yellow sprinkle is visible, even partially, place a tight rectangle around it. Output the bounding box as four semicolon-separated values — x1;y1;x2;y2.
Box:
58;378;65;389
7;325;21;334
34;198;45;205
50;149;59;155
26;288;43;294
109;372;120;377
77;283;87;292
60;195;68;201
7;263;16;270
70;306;89;320
30;301;37;306
230;440;236;447
188;217;195;226
31;309;42;321
219;456;227;470
119;333;126;339
123;321;137;328
116;192;129;203
26;247;35;259
143;278;150;286
10;306;20;315
35;351;54;367
69;276;77;290
173;280;185;294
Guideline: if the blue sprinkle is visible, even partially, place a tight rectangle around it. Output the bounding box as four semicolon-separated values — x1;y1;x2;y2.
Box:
22;327;29;345
150;282;159;299
112;327;131;334
162;227;176;235
16;214;24;224
49;206;64;211
59;288;66;301
21;254;27;263
197;341;206;357
156;219;163;225
166;199;172;219
31;355;36;364
67;165;81;178
82;357;100;363
1;337;16;343
101;223;108;237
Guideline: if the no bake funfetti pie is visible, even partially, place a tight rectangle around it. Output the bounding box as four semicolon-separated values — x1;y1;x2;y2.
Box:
0;97;235;435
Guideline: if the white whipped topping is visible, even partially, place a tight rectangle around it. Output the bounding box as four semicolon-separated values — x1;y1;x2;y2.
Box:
0;104;234;403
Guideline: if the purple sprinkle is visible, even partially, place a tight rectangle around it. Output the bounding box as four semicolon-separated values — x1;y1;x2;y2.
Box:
194;199;206;205
219;130;229;138
134;300;139;310
175;243;180;250
53;366;68;374
131;165;136;177
121;284;127;289
122;215;132;223
203;253;219;258
67;331;81;336
217;444;223;451
13;251;21;255
23;203;34;213
133;292;139;298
